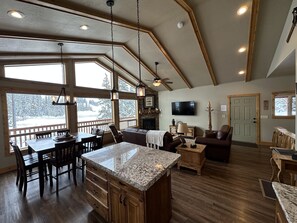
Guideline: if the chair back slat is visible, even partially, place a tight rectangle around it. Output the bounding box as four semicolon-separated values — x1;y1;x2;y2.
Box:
56;129;70;136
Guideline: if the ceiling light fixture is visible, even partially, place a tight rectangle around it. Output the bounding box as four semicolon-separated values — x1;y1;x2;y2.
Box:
238;70;245;75
107;0;119;101
7;10;24;19
52;43;76;106
238;47;246;53
153;62;161;87
80;25;89;30
136;0;145;98
237;6;248;15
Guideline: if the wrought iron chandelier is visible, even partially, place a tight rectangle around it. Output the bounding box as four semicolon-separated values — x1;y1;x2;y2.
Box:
107;0;119;101
136;0;145;97
52;43;76;106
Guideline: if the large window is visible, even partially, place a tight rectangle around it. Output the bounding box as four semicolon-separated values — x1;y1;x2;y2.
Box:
118;77;136;93
77;97;112;122
75;62;111;90
272;91;296;118
7;93;66;149
119;99;137;129
5;64;64;84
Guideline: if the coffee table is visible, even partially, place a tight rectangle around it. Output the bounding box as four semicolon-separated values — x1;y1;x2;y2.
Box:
176;142;206;175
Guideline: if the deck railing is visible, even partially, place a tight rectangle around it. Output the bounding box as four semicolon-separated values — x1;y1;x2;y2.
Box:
9;117;137;149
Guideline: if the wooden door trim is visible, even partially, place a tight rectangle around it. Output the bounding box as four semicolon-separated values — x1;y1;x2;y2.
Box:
227;93;260;144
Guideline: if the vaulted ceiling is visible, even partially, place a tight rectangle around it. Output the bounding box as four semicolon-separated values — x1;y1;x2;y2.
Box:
0;0;293;91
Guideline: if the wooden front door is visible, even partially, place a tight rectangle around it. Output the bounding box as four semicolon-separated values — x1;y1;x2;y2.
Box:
230;96;258;143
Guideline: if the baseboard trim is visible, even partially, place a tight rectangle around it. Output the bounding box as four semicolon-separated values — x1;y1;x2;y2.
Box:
0;165;16;175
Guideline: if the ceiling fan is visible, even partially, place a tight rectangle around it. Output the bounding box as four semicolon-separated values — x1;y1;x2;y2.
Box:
146;62;173;87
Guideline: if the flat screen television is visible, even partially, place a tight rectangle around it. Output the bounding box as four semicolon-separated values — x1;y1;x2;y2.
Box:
171;101;196;115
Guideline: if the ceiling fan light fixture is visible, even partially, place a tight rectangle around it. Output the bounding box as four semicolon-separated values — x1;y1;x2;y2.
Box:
153;81;161;87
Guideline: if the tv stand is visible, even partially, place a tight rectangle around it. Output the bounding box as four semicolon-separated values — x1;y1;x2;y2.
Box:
169;125;195;138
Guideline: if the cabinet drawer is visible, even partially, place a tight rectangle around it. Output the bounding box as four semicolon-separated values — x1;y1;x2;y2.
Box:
87;191;108;222
86;163;107;180
86;179;108;206
86;170;108;190
109;177;143;201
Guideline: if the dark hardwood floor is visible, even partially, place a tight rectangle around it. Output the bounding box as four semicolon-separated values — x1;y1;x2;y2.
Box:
0;145;275;223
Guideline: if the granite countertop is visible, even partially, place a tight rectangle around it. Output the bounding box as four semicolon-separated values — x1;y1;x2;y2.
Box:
82;142;181;191
272;182;297;223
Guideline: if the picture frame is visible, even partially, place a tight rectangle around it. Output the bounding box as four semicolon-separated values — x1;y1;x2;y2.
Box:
144;95;155;108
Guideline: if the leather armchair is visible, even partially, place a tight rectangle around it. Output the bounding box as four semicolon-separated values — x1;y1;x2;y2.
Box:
195;125;233;162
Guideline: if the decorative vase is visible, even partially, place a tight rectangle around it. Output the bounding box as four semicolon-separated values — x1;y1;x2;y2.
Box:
172;119;175;126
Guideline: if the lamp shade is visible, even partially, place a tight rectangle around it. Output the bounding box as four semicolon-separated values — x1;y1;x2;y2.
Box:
177;123;188;134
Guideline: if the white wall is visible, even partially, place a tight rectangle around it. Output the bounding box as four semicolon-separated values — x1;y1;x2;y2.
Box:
158;76;295;142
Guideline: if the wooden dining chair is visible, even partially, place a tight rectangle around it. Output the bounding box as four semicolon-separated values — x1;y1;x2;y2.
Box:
56;129;70;136
49;140;77;195
35;131;52;139
77;135;97;182
12;144;51;197
91;128;105;149
108;124;123;143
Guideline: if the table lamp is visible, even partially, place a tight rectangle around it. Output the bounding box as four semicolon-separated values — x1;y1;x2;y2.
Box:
177;123;188;148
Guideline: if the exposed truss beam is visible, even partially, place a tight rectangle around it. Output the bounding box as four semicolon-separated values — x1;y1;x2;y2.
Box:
246;0;260;82
175;0;218;86
16;0;191;89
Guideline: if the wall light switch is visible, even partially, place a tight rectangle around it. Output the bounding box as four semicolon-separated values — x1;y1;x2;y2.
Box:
260;115;269;119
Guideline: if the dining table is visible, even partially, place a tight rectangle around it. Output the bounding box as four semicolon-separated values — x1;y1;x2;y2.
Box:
26;132;96;197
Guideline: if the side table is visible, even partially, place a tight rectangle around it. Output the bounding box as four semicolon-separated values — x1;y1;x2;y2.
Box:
176;142;206;175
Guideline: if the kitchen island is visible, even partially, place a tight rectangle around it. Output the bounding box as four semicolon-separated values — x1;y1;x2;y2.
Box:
82;142;180;223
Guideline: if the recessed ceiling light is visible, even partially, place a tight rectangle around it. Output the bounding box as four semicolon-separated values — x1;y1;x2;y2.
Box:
80;25;89;30
237;6;248;15
238;47;247;53
7;10;24;19
238;70;245;75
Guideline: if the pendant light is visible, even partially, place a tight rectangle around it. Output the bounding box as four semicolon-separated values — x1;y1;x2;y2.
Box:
52;43;76;106
107;0;119;101
136;0;145;97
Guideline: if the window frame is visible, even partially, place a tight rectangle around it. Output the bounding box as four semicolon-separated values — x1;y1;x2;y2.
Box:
272;91;295;119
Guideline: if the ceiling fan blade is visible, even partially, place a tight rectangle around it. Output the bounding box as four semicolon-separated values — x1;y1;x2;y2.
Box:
165;81;173;84
161;77;170;81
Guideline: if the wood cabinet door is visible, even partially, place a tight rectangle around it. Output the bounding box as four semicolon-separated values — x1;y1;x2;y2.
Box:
125;193;144;223
110;183;125;223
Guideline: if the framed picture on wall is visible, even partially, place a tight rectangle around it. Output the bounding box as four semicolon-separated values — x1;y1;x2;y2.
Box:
144;95;155;108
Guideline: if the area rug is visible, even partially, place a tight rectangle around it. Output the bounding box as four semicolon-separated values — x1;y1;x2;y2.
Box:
258;179;276;200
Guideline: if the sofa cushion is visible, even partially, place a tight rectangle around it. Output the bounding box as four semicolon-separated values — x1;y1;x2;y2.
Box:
217;130;228;140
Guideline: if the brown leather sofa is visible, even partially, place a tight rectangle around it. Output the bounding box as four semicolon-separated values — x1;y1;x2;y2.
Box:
195;125;233;163
122;128;181;152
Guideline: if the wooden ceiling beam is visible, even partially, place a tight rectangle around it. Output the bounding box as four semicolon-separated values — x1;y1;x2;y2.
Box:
175;0;218;86
16;0;190;89
246;0;260;82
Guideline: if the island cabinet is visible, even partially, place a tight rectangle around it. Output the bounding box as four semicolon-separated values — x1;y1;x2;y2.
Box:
86;162;172;223
82;142;180;223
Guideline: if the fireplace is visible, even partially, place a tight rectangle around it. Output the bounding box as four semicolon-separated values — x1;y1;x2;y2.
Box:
142;118;156;130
